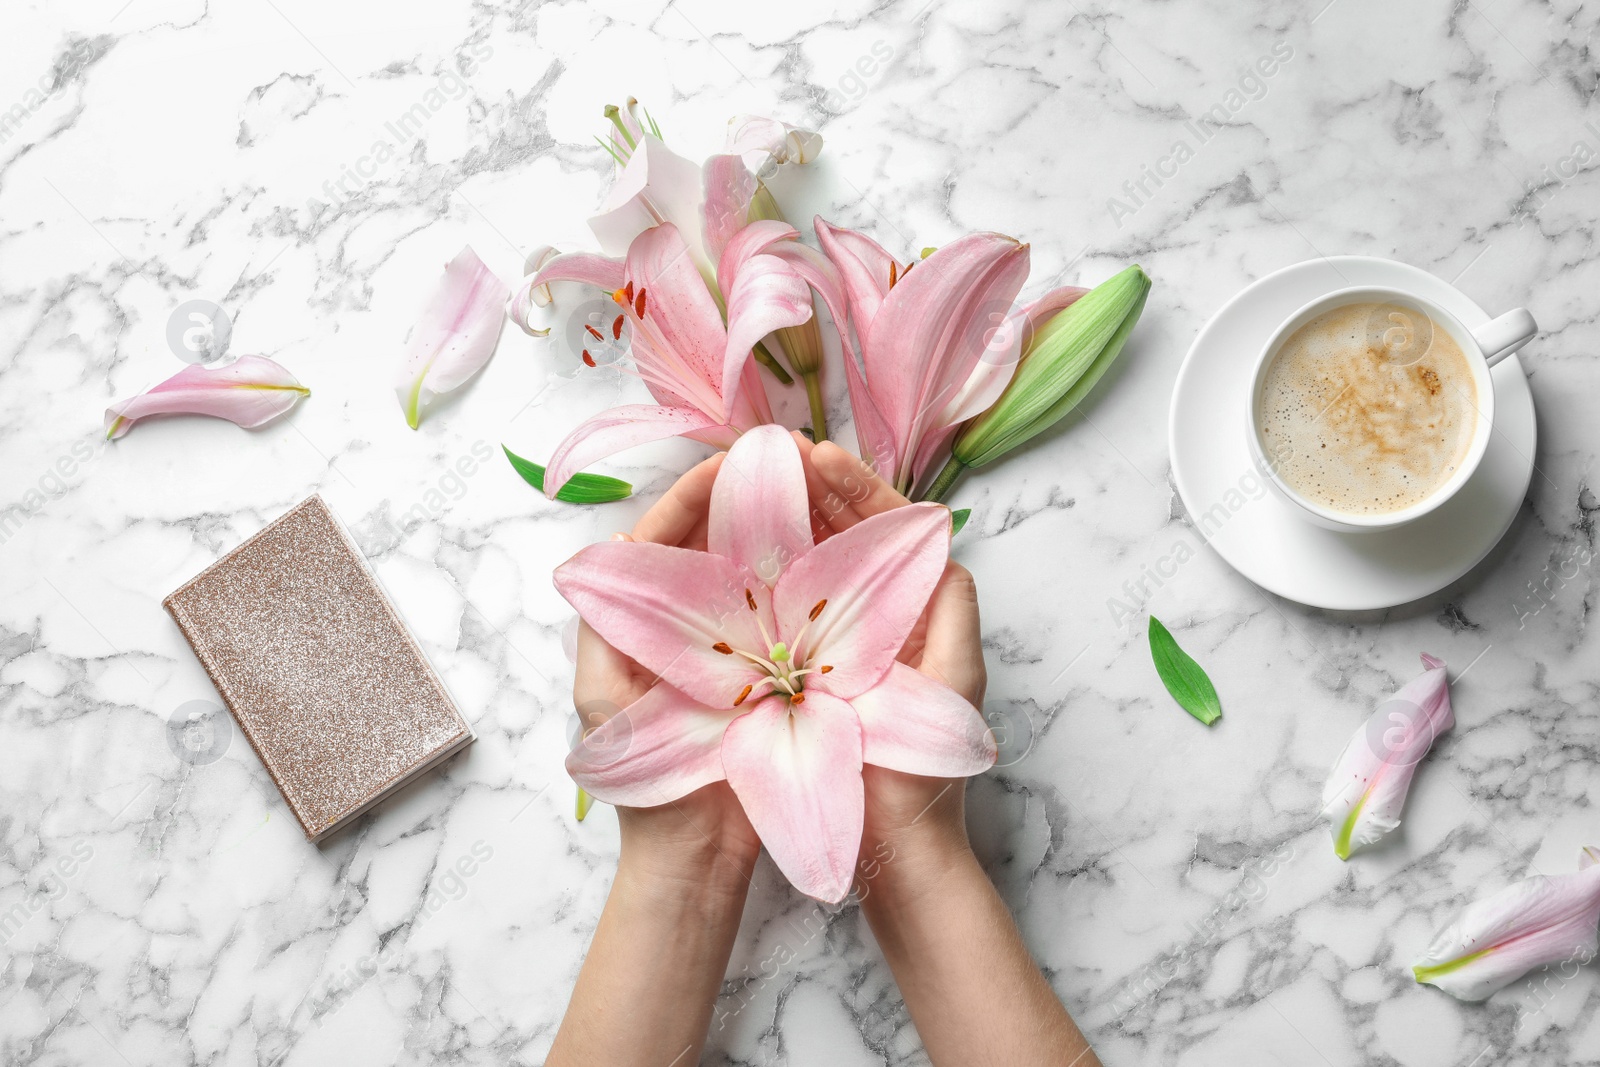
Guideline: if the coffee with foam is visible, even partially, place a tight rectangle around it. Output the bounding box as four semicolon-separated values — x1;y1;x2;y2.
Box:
1258;302;1478;515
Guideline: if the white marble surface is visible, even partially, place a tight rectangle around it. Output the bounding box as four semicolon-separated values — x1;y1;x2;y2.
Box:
2;1;1598;1064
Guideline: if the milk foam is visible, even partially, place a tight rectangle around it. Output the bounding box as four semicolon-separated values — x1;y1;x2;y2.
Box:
1258;302;1478;515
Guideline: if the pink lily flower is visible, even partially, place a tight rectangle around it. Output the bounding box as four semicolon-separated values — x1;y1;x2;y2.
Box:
523;220;830;496
555;426;996;902
1321;654;1453;859
816;218;1088;495
1414;847;1600;1001
105;354;309;439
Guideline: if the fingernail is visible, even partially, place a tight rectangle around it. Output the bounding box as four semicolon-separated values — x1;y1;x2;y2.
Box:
610;533;627;541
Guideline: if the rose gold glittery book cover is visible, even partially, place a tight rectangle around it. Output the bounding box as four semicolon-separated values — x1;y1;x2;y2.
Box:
163;494;473;842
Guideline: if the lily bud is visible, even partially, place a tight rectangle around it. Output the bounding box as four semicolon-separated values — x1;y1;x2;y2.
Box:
952;264;1150;470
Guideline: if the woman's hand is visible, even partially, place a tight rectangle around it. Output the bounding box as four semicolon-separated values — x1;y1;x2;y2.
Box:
799;440;1101;1067
799;439;988;881
572;452;761;884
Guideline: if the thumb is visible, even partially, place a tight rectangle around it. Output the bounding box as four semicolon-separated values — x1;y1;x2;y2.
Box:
917;562;986;707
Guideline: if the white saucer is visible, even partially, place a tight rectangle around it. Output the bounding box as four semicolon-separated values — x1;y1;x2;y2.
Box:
1168;256;1536;611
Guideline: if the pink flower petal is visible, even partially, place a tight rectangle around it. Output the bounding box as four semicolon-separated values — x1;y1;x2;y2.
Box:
721;691;863;903
786;224;899;474
723;115;823;172
813;216;895;337
508;249;626;334
105;354;310;439
709;425;813;585
544;403;730;500
715;218;799;303
1322;654;1453;859
702;154;757;268
566;682;740;807
395;246;509;429
624;223;737;405
589;136;714;281
934;309;1028;428
850;662;997;777
1019;284;1090;335
719;253;814;420
553;540;770;710
1414;850;1600;1001
774;503;952;699
917;286;1086;440
863;233;1030;490
524;249;627;293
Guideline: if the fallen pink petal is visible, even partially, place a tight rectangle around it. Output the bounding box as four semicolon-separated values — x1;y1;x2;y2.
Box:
1321;654;1453;859
395;245;509;429
104;354;310;440
1414;847;1600;1001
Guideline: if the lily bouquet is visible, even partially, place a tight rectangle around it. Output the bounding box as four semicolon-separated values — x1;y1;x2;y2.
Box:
509;100;1151;505
513;102;1148;902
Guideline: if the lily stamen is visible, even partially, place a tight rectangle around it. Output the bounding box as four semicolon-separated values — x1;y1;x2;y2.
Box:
612;314;624;340
733;684;753;706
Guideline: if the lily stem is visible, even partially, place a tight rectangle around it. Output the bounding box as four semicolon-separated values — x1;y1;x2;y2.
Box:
752;341;794;386
803;372;828;443
921;454;967;503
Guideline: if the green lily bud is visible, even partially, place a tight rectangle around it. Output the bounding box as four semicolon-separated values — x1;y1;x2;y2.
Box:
959;265;1150;467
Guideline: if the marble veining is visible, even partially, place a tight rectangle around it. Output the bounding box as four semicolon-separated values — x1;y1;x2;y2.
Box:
1;1;1598;1064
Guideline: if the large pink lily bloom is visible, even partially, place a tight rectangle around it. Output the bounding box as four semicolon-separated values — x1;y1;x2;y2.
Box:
515;115;837;495
814;219;1087;496
525;221;822;496
554;426;996;902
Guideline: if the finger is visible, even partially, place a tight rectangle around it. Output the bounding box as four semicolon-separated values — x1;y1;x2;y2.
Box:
913;562;986;705
574;617;649;725
810;440;909;530
632;452;726;547
573;535;651;721
790;432;837;543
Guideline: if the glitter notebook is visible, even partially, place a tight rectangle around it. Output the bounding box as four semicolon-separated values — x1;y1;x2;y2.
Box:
164;494;473;841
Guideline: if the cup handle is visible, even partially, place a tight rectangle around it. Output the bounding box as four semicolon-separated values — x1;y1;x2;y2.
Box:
1472;308;1537;367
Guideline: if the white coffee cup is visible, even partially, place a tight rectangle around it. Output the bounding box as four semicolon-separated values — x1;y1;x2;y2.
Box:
1246;286;1536;532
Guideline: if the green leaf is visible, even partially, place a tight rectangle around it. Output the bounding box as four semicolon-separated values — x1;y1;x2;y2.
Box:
950;508;971;536
1147;616;1222;725
575;787;594;821
502;445;632;503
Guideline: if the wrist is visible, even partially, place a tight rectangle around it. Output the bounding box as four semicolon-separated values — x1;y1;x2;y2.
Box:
618;822;756;903
858;817;981;913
